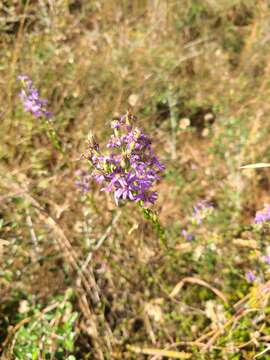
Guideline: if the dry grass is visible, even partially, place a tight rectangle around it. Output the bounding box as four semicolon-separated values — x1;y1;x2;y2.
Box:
1;0;270;359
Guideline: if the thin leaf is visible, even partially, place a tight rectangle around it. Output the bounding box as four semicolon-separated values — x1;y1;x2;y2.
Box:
240;163;270;169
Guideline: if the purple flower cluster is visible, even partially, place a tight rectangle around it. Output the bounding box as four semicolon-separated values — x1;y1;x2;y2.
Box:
192;201;214;224
18;75;52;119
82;113;165;205
255;205;270;224
182;229;194;241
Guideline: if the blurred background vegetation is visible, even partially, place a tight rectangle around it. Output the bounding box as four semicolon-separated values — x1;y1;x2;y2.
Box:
1;0;270;359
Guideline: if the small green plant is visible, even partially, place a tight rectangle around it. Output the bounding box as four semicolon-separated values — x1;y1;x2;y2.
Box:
10;290;77;360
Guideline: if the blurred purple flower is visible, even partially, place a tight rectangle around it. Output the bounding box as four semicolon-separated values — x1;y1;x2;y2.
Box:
193;201;214;224
245;271;256;282
82;112;165;206
18;75;52;119
264;254;270;265
255;205;270;224
75;170;91;193
182;229;194;241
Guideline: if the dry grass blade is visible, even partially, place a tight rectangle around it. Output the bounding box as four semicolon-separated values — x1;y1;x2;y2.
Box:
240;163;270;169
127;345;192;359
170;277;228;304
254;344;270;358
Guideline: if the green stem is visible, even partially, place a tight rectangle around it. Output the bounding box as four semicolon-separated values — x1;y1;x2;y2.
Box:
44;120;64;154
138;204;168;248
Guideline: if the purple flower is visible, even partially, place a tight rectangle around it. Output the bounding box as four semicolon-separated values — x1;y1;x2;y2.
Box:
192;201;214;224
255;205;270;224
245;271;256;282
81;112;164;206
182;229;194;241
18;75;52;119
264;254;270;265
75;170;91;193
